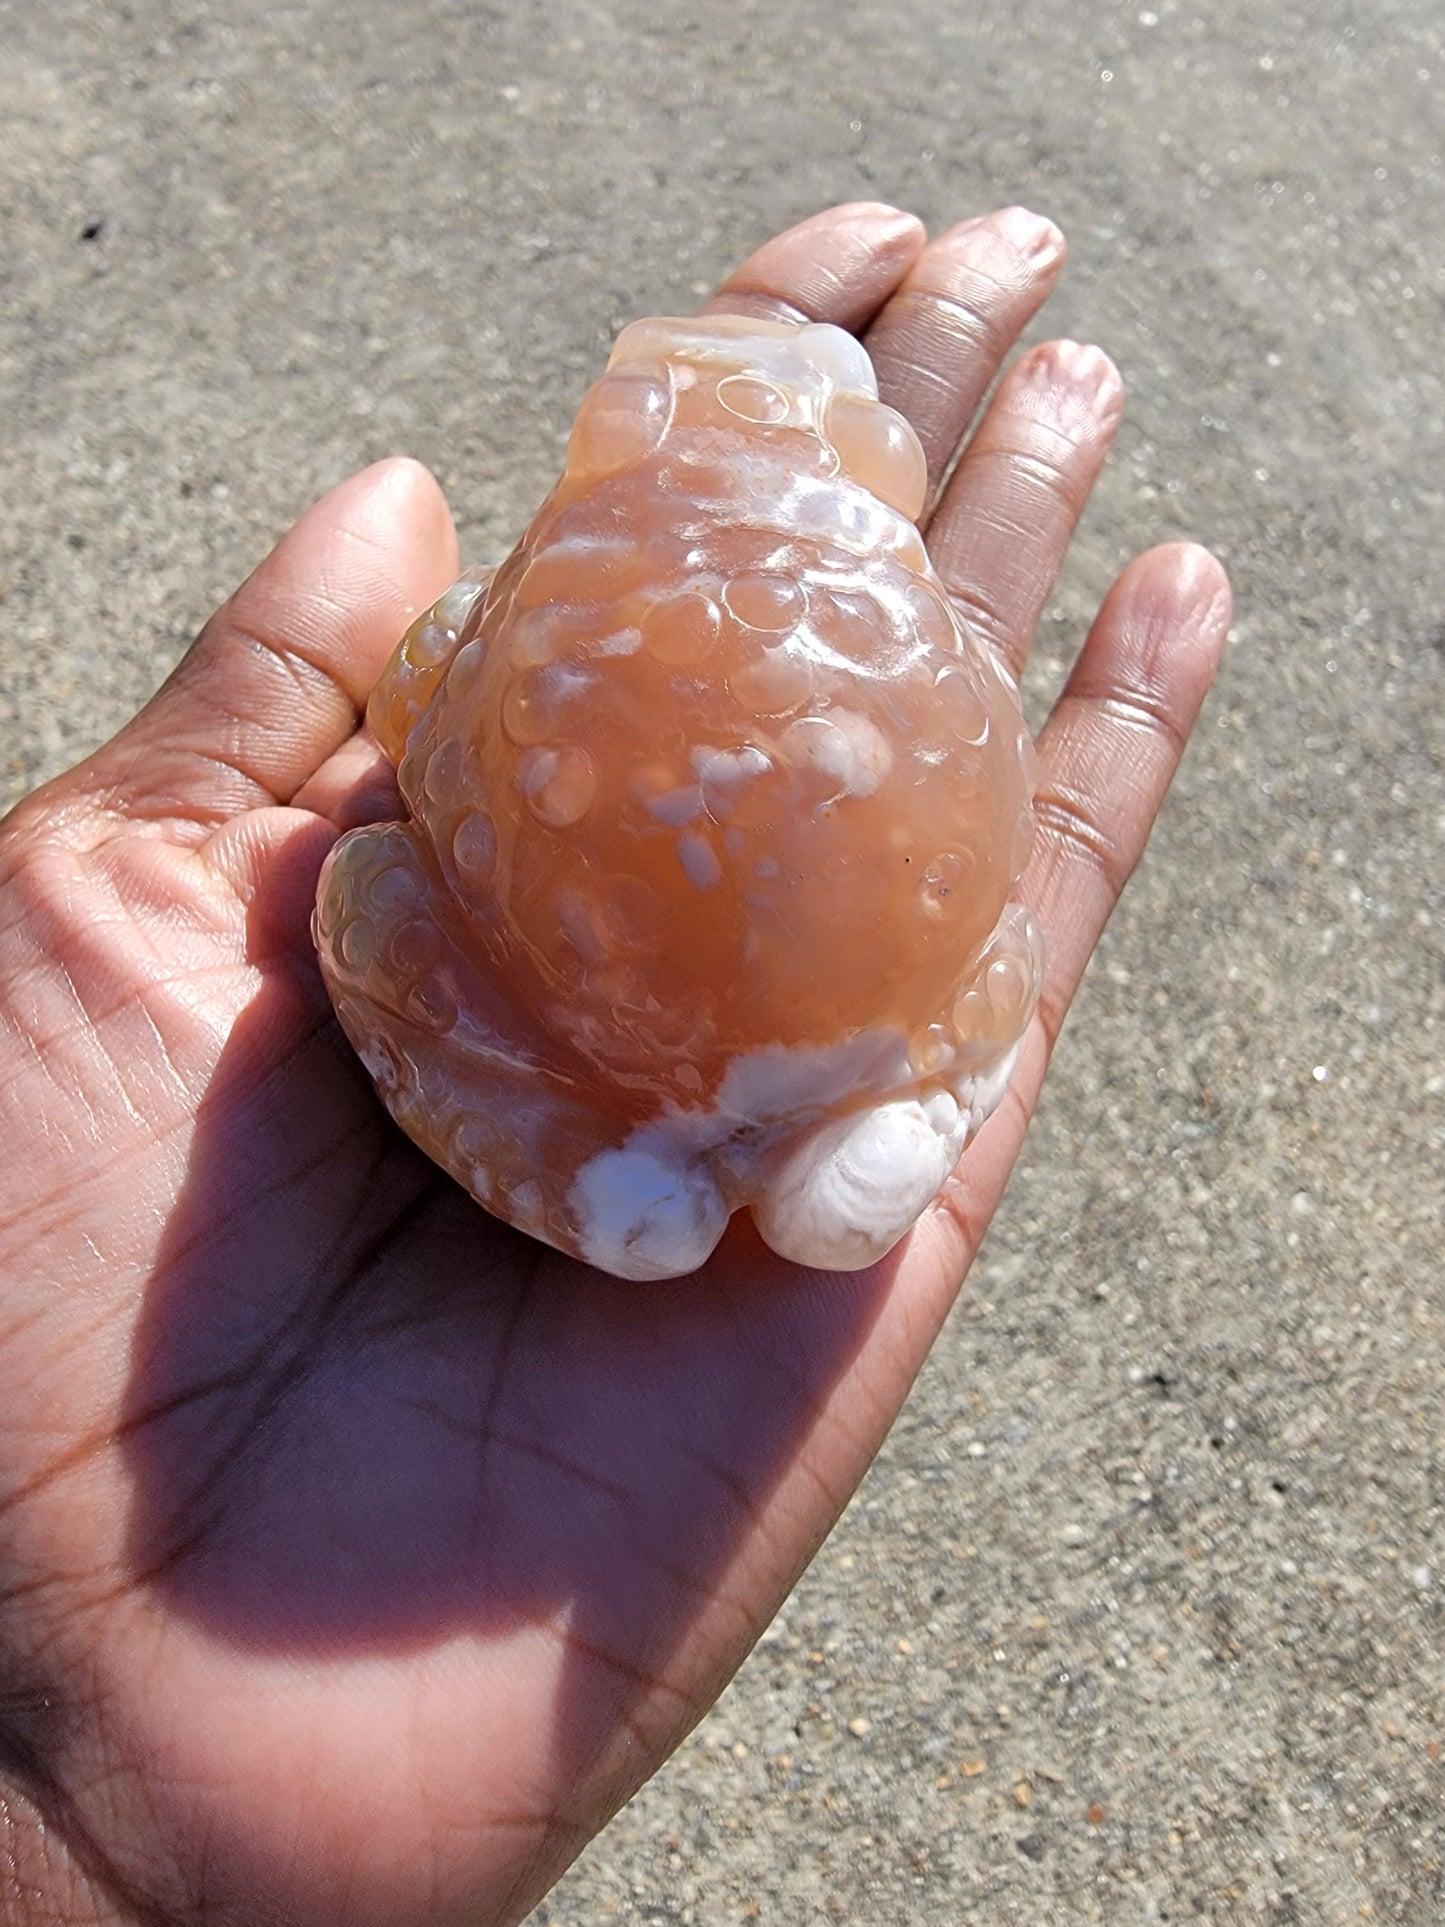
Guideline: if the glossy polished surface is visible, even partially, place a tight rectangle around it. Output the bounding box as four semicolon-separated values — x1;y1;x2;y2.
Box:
316;316;1040;1276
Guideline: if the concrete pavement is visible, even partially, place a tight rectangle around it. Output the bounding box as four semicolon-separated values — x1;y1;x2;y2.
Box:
3;1;1440;1919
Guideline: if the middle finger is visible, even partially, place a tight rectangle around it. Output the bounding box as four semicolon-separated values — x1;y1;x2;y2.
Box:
863;206;1066;502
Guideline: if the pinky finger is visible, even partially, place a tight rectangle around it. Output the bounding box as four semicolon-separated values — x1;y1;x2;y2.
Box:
1024;542;1232;1050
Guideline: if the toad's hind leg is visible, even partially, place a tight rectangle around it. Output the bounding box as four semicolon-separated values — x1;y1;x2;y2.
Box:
314;819;730;1280
366;570;493;764
750;1094;971;1271
749;904;1041;1269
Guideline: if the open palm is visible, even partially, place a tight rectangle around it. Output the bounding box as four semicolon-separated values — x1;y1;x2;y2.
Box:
0;205;1229;1926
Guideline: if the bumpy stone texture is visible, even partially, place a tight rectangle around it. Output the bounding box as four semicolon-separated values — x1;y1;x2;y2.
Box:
314;315;1042;1278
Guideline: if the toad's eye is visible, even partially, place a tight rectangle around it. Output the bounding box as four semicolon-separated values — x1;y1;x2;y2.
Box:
316;314;1040;1280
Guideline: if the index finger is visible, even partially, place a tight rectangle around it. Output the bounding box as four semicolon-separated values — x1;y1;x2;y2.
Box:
699;202;926;330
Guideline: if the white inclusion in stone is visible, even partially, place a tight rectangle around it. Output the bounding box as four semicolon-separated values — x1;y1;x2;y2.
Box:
712;1029;914;1128
570;1147;728;1281
780;708;893;799
647;784;705;827
434;575;489;633
356;1038;398;1092
609;316;879;407
509;1179;546;1237
953;1042;1021;1137
751;1096;971;1272
691;743;771;790
796;322;880;398
676;831;722;890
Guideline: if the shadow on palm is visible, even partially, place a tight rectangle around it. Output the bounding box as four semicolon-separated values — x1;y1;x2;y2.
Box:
121;872;899;1763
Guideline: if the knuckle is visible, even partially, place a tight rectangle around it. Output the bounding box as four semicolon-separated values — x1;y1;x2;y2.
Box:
1032;786;1133;898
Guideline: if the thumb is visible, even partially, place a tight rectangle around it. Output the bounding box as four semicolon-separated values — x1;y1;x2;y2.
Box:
70;458;458;831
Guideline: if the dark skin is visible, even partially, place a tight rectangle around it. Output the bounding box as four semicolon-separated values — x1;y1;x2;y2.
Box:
0;204;1229;1925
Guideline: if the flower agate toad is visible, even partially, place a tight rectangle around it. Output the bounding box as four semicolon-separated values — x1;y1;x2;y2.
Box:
314;314;1043;1279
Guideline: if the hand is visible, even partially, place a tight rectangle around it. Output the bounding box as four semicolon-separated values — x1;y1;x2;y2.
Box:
0;204;1229;1926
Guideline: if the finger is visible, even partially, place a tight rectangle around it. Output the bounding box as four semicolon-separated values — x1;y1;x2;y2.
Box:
700;201;926;331
1025;543;1232;1048
921;544;1231;1269
925;339;1124;682
290;730;401;831
76;459;458;829
863;206;1066;501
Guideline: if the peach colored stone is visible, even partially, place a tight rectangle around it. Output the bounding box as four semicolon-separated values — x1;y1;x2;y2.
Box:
314;315;1041;1278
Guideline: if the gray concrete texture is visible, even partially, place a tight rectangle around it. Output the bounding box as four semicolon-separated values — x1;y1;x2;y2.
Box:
2;0;1440;1919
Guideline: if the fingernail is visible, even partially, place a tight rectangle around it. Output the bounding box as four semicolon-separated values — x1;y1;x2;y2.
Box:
992;205;1066;261
1168;543;1233;633
945;205;1065;264
843;202;928;247
1033;340;1126;427
825;200;919;230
